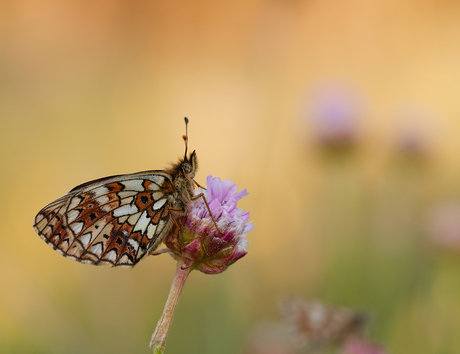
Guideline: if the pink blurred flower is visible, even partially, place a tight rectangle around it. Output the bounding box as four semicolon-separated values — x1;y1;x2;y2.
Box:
166;175;253;274
340;338;389;354
426;201;460;251
394;107;435;158
308;85;362;149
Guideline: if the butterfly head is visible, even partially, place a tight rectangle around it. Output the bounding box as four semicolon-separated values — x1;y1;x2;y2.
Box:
179;150;198;179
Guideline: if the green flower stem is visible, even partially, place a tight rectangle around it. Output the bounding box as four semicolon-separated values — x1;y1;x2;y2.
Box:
149;259;192;353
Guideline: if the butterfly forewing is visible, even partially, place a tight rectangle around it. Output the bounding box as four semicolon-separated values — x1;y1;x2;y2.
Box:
34;172;177;267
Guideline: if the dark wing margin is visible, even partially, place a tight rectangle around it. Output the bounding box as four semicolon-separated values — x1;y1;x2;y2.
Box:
68;169;166;193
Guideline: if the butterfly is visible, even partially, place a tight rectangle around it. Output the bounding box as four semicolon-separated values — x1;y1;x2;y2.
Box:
33;118;213;267
279;297;368;351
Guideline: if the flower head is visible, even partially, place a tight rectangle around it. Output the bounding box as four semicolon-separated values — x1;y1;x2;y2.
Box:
165;175;253;274
309;85;362;149
394;106;434;159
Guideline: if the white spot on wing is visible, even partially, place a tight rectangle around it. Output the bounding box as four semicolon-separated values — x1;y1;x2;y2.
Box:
80;232;92;247
121;180;144;191
105;250;117;262
152;198;167;210
119;255;131;264
134;210;151;234
71;222;84;234
148;183;160;191
118;191;138;199
101;205;111;212
120;196;134;206
91;243;103;255
146;223;157;240
92;186;109;197
149;175;165;187
113;204;138;217
309;303;327;328
128;212;141;226
67;209;80;223
151;191;164;201
96;196;109;204
128;238;139;251
69;197;82;210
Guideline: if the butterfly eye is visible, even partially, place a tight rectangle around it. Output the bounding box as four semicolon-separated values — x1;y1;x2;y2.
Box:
182;163;192;174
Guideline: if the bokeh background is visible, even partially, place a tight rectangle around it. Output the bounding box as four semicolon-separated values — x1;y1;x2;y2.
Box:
2;1;460;353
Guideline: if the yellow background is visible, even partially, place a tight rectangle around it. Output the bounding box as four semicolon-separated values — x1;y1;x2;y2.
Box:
2;1;460;353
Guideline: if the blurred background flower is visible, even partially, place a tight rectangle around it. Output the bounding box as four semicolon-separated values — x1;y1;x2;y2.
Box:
2;1;460;353
426;201;460;252
279;297;368;352
306;84;363;151
340;338;388;354
393;106;436;159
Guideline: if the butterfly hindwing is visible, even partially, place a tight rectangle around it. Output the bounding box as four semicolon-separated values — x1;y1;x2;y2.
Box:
34;171;176;267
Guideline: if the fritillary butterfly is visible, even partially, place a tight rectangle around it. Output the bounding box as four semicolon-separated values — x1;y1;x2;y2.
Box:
279;297;368;350
33;118;204;267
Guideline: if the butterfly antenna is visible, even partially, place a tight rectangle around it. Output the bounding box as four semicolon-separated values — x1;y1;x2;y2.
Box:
183;117;189;159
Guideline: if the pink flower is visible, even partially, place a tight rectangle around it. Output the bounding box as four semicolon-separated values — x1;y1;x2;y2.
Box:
165;175;253;274
393;107;435;158
308;85;362;149
150;175;253;352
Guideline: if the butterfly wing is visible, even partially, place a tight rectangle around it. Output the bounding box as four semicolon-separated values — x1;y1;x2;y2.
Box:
33;171;177;267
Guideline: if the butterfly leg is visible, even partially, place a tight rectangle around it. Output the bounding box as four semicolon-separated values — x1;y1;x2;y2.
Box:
191;193;223;234
193;179;206;190
168;207;182;229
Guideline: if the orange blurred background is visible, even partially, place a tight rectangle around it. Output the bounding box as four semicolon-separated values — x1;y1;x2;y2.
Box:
2;1;460;353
